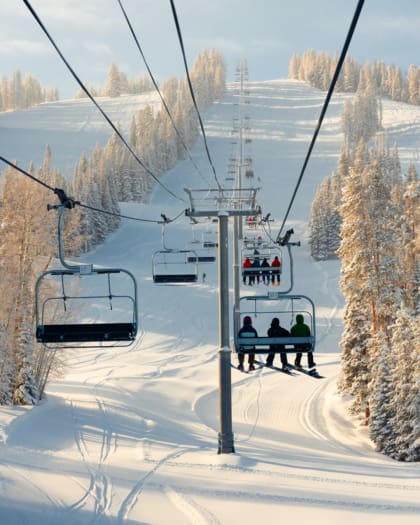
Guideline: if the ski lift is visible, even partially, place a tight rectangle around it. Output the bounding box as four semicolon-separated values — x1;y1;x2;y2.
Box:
233;292;316;355
241;242;282;287
35;196;138;348
241;229;301;293
202;229;218;248
186;246;216;263
152;220;199;283
153;250;199;282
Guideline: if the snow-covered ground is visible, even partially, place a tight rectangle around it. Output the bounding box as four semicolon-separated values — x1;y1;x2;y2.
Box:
0;80;419;524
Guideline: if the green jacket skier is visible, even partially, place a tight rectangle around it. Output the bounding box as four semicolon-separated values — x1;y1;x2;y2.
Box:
291;314;315;369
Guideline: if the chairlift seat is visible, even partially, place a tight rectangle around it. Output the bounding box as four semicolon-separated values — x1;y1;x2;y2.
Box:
153;273;198;283
236;336;314;354
187;255;216;263
36;322;137;343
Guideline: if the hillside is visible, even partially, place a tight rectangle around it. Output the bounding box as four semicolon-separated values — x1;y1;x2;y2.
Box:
0;91;161;180
0;79;419;525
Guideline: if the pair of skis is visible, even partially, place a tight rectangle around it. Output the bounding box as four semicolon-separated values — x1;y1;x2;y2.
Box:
234;361;324;378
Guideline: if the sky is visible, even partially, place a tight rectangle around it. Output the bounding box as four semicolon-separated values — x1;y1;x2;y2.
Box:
1;0;419;99
0;78;419;524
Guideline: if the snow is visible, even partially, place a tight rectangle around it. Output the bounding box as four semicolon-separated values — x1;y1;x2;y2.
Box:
0;79;419;524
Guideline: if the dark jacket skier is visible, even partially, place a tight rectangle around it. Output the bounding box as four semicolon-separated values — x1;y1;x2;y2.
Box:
237;316;257;370
251;258;261;284
266;318;290;369
261;257;270;284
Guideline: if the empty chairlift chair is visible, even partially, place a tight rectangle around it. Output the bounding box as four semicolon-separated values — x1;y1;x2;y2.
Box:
35;198;138;349
152;249;199;283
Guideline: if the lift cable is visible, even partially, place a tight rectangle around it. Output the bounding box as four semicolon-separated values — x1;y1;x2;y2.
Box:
117;0;212;189
169;0;222;191
0;156;186;224
22;0;185;204
276;0;365;242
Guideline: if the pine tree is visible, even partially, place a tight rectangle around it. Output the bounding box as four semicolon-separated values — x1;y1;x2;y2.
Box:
407;65;419;106
0;163;54;404
288;54;301;79
369;331;397;455
337;164;372;411
104;62;121;97
387;307;420;461
400;164;419;312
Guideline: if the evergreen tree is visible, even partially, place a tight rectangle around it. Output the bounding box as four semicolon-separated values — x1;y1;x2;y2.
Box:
387;307;420;461
369;331;397;455
0;163;54;404
104;62;122;97
399;164;419;311
407;65;420;105
337;164;372;412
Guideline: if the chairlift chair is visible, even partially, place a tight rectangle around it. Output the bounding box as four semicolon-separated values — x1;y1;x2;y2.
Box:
35;201;138;349
233;292;316;355
241;242;282;286
152;218;200;283
202;230;218;248
187;247;216;263
152;249;199;282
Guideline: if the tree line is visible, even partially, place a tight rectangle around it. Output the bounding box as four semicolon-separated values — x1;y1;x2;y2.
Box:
1;70;58;112
74;62;155;99
307;58;419;461
0;49;226;404
338;142;418;461
289;50;419;106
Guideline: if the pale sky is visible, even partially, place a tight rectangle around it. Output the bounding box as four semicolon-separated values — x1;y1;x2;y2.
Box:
1;0;419;98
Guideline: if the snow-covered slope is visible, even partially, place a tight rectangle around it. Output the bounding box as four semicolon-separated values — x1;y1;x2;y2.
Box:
0;91;161;180
0;80;419;525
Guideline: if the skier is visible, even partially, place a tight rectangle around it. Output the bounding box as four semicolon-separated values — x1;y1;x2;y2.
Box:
291;314;315;369
251;257;261;285
270;255;281;285
242;257;253;285
261;257;271;285
237;316;257;371
266;318;290;371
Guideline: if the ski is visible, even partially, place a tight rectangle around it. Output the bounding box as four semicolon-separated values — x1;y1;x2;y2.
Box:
256;361;296;375
288;365;324;378
232;362;262;373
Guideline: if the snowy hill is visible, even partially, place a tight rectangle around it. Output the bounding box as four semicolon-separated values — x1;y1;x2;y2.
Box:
0;91;161;180
0;80;419;524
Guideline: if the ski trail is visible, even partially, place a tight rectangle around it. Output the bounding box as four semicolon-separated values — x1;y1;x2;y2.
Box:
165;485;221;525
116;448;188;524
70;397;114;521
233;367;268;444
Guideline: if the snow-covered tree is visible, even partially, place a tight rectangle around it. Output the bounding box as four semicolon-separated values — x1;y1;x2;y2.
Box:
0;161;55;404
337;162;372;412
104;62;122;98
369;330;397;455
385;307;420;461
